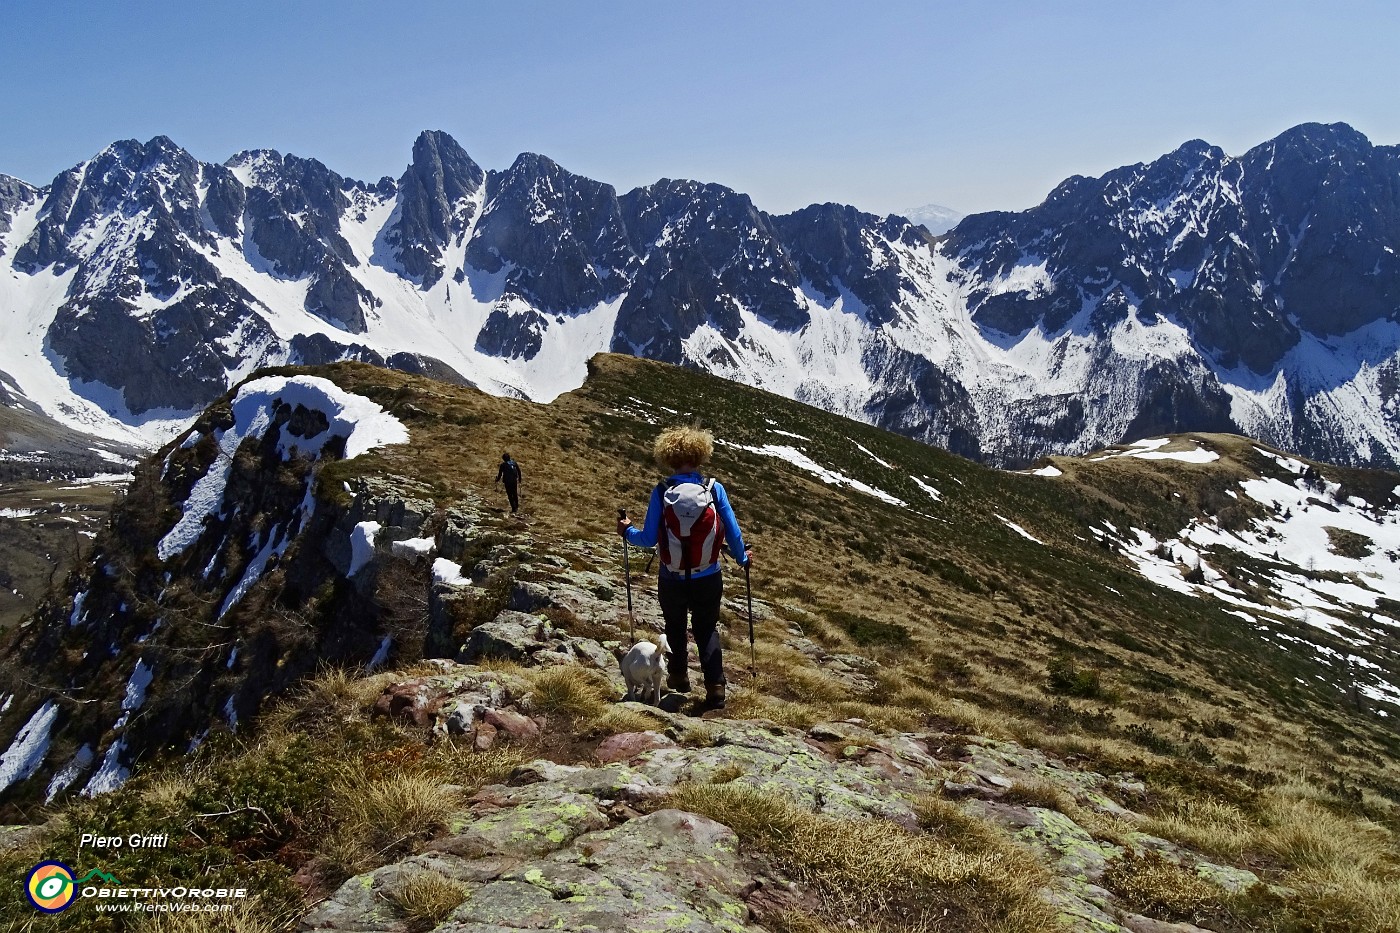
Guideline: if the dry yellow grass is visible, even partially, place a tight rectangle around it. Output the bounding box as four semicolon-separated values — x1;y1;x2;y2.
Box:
318;769;460;874
386;871;471;929
587;704;667;736
669;782;1061;932
524;665;610;721
429;742;529;790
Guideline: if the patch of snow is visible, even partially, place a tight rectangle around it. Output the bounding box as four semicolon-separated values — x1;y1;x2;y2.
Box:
0;700;59;793
157;375;405;562
367;635;392;670
218;481;316;618
68;590;87;627
432;558;470;586
995;514;1043;544
348;521;381;576
391;536;436;559
853;442;893;468
1031;465;1063;477
722;441;906;506
911;476;942;501
1132;447;1220;464
45;744;94;802
82;739;129;796
121;659;154;713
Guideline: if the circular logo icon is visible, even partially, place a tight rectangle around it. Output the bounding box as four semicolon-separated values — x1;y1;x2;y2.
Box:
26;861;77;913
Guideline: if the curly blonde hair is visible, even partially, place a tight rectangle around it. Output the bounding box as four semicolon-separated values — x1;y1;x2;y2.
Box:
653;425;714;471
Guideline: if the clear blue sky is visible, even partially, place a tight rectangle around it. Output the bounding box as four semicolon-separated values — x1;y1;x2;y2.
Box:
2;0;1397;216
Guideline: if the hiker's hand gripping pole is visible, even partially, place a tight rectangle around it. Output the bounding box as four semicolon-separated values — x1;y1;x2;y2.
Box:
618;509;634;643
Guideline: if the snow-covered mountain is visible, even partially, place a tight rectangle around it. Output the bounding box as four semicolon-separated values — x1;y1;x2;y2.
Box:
897;202;963;235
2;123;1399;468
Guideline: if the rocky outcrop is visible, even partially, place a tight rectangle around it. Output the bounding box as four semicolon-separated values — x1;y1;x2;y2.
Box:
299;656;1264;933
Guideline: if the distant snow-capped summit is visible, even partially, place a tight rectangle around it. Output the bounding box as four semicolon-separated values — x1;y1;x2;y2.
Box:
896;202;963;235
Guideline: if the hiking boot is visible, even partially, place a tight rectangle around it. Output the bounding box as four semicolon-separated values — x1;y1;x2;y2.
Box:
667;669;692;694
702;683;726;711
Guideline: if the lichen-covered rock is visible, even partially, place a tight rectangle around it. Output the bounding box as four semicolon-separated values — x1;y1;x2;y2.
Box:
507;580;552;612
1016;807;1122;883
461;611;554;662
437;810;754;933
568;636;617;670
430;787;610;858
1122;915;1219;933
301;852;498;932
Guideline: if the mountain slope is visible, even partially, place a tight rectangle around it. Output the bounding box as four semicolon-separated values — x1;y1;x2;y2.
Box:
3;123;1400;472
0;355;1397;930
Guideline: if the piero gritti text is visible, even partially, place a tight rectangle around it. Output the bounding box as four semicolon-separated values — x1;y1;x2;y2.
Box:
79;833;170;849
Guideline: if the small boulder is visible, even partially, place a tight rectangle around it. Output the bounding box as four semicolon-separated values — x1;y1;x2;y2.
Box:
484;708;540;741
594;731;676;764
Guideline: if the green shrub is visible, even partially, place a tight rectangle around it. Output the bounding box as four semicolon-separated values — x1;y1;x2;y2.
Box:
1046;655;1102;698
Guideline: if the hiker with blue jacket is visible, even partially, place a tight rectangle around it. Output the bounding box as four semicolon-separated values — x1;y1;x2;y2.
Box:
617;426;750;711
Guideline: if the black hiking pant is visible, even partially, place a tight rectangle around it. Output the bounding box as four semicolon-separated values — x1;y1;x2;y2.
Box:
503;481;519;513
658;572;725;687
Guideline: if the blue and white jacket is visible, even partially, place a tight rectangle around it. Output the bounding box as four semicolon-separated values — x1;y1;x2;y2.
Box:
624;472;748;580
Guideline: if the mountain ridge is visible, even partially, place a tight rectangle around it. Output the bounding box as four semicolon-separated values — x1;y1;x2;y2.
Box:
3;122;1399;472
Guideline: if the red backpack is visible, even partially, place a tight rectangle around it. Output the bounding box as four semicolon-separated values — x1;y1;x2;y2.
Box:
658;476;724;577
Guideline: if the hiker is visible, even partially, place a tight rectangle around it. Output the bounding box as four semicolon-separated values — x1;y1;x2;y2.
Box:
617;426;750;711
495;452;522;514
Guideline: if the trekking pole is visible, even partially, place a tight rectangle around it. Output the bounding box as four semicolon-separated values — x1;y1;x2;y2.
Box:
618;509;634;643
745;560;755;679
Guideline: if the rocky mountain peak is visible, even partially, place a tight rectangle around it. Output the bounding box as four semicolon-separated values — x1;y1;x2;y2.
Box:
386;131;485;287
0;173;37;258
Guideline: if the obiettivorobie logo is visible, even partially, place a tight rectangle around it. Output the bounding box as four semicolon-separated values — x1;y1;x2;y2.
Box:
24;863;117;913
24;860;248;914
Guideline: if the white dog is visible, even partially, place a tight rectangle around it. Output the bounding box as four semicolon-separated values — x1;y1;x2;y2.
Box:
620;634;671;706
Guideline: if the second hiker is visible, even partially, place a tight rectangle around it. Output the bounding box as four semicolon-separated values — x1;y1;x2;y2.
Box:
495;452;522;514
617;426;750;711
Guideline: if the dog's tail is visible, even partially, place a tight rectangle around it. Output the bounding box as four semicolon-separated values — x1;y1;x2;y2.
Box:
654;633;671;654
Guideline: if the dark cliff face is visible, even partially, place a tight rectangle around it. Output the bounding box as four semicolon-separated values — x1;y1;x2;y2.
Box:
944;122;1400;375
386;130;484;287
